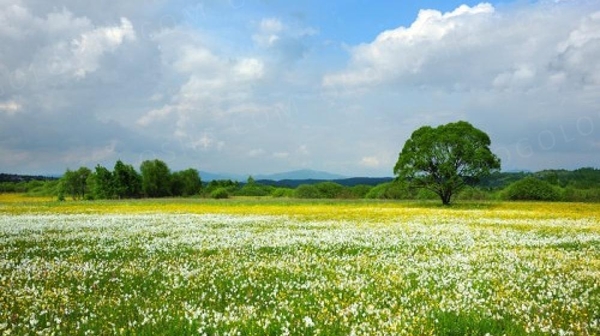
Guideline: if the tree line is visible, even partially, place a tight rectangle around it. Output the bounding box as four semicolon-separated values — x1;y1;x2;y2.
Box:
58;159;201;200
2;164;599;202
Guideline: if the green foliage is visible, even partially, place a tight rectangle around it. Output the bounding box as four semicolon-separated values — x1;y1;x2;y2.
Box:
347;185;373;199
394;121;501;205
59;167;91;200
235;176;272;196
87;165;114;200
502;177;562;201
25;180;60;197
204;180;240;197
171;169;202;196
237;184;273;197
365;182;413;199
432;311;527;335
0;180;59;196
294;184;321;199
140;159;172;198
210;187;230;199
314;182;345;198
416;188;439;200
113;160;142;199
292;182;355;199
271;188;294;198
456;187;491;201
536;167;600;189
563;186;600;202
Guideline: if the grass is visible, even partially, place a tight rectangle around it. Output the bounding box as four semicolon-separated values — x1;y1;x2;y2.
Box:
0;195;599;335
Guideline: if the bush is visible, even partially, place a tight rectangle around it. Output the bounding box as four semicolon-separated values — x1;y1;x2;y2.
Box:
294;184;322;199
314;182;345;198
563;186;600;202
502;177;562;201
271;188;294;198
236;184;273;197
365;182;413;199
349;185;373;199
456;187;491;201
210;188;230;199
416;189;438;200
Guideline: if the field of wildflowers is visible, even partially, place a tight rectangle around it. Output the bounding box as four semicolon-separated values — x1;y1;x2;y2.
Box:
0;196;599;335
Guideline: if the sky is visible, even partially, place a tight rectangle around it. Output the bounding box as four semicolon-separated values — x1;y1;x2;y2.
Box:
1;0;599;177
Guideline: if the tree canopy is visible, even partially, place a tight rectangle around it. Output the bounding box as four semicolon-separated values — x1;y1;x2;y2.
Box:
140;159;172;198
394;121;501;205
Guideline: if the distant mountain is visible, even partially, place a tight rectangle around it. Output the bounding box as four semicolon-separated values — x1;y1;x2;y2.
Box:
258;177;393;188
198;171;245;182
199;169;347;182
256;169;346;181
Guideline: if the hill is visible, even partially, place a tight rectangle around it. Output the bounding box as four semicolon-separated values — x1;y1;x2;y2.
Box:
200;169;346;182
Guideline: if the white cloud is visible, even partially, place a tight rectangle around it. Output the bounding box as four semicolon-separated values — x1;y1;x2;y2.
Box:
553;11;600;86
323;2;600;95
253;18;283;47
69;17;136;78
360;156;381;168
0;100;22;116
173;45;221;74
136;105;174;127
234;58;265;80
0;3;33;39
0;5;136;81
323;3;495;88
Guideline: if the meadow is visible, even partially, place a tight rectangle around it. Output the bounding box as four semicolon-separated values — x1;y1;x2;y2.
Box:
0;194;599;335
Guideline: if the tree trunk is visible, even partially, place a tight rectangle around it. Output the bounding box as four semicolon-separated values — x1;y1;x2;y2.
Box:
440;191;452;205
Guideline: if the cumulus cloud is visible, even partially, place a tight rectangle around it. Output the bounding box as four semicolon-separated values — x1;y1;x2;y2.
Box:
134;29;274;153
68;17;136;78
0;5;135;84
323;2;600;94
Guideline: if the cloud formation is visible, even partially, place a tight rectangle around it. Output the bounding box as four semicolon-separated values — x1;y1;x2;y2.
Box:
0;0;599;176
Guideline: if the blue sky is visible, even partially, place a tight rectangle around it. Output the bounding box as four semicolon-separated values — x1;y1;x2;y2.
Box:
1;0;599;176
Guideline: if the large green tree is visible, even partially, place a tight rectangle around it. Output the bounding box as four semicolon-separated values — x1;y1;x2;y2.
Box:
87;164;114;199
140;159;172;198
394;121;501;205
113;160;142;199
171;168;202;196
59;167;91;200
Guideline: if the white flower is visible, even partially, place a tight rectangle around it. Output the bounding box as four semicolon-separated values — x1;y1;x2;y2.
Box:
303;316;315;328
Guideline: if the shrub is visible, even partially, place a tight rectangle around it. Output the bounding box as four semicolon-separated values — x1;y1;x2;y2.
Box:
365;182;413;199
294;185;322;199
314;182;345;198
349;185;373;199
210;188;230;199
456;187;491;201
416;188;438;200
271;188;294;198
502;177;562;201
236;184;274;197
